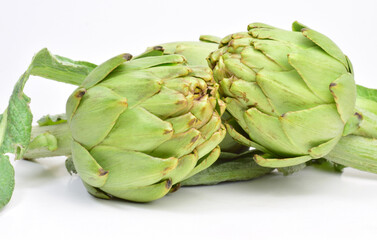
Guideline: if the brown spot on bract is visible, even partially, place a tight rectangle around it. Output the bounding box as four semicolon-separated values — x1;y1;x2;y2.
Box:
281;113;286;117
165;179;172;189
191;135;200;143
188;118;197;126
169;183;181;193
176;100;185;105
75;89;86;98
120;99;128;106
355;112;363;120
122;53;132;60
153;46;164;51
330;83;337;87
240;92;249;102
99;168;108;176
164;129;173;135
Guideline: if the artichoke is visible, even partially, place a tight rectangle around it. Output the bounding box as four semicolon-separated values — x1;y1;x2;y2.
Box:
21;39;267;193
0;42;228;205
66;49;227;202
6;38;270;206
209;21;356;168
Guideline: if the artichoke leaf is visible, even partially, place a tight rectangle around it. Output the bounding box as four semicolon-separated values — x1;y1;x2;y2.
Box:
124;54;185;70
183;146;221;180
330;73;356;123
196;124;226;159
82;53;132;88
342;112;362;136
134;46;164;59
90;145;178;189
224;120;268;153
280;104;344;156
199;35;222;44
105;179;173;203
71;141;109;188
308;136;341;159
81;180;111;200
101;107;173;152
69;86;128;149
245;108;305;156
288;47;347;102
29;48;97;86
165;152;198;184
254;154;311;168
291;21;308;32
150;128;202;158
301;27;348;68
66;88;87;122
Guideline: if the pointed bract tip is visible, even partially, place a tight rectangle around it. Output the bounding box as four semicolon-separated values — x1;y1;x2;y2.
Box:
165;178;172;189
354;112;363;120
75;89;87;98
99;168;109;176
169;183;181;193
153;46;164;51
292;21;309;32
122;53;133;61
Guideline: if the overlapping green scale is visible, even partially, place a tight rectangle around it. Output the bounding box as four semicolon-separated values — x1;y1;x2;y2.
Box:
209;21;356;167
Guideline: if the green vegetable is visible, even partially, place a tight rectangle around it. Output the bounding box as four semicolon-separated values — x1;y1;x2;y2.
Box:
20;39;271;192
209;21;357;168
66;49;228;202
3;37;250;206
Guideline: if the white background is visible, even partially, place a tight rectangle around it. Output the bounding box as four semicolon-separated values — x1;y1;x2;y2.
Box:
1;0;377;239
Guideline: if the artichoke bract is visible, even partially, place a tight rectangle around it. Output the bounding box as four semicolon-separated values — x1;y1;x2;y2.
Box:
324;86;377;173
209;21;356;167
148;36;220;66
66;50;226;202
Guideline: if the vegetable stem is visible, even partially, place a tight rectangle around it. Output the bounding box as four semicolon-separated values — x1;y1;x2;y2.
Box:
23;122;71;159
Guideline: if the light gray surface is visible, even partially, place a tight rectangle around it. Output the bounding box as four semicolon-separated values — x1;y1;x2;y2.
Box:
1;0;377;239
2;158;377;240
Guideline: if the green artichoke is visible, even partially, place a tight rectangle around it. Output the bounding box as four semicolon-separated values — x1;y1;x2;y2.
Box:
209;21;356;168
66;49;226;202
17;39;265;204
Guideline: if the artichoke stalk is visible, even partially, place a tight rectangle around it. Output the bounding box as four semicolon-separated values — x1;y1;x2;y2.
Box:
209;21;357;168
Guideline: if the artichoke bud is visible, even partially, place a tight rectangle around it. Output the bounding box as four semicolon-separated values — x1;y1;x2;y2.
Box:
66;47;226;202
209;21;356;167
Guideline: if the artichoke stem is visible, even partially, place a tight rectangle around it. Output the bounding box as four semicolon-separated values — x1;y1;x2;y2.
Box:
182;151;274;186
324;135;377;174
23;122;72;159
